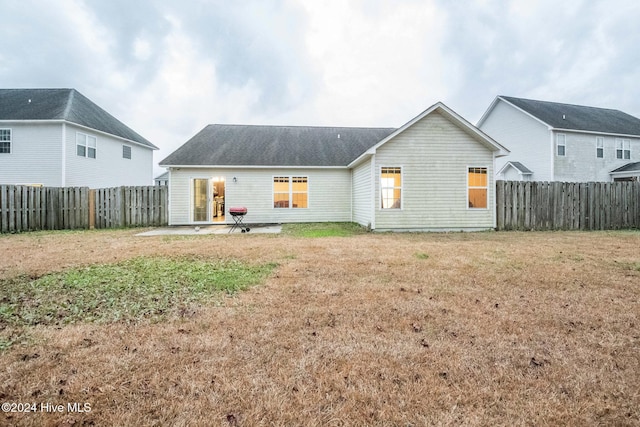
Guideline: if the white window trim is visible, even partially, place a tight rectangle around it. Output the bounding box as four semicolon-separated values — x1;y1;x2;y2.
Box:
0;128;11;154
556;133;566;157
272;175;309;209
616;138;631;160
596;136;604;159
467;166;489;210
76;132;97;159
380;166;403;210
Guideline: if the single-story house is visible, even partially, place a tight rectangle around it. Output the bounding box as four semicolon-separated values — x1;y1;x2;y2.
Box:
159;102;509;231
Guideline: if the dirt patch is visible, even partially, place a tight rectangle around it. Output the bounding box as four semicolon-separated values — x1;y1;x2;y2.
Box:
0;229;639;425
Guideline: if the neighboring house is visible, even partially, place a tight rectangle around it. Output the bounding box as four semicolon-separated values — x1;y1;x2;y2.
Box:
154;171;169;186
0;88;158;187
160;102;509;231
478;96;640;182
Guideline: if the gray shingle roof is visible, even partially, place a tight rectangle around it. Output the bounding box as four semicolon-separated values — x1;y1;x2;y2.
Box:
160;124;396;167
610;162;640;173
501;96;640;136
0;88;157;149
154;171;169;180
508;161;533;174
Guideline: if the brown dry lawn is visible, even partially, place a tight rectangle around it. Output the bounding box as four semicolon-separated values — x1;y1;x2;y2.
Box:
0;228;639;426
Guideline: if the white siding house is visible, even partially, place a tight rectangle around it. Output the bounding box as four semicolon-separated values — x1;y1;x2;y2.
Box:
160;103;508;231
348;106;505;231
0;89;157;187
167;168;352;225
479;96;640;182
479;98;552;181
0;122;63;185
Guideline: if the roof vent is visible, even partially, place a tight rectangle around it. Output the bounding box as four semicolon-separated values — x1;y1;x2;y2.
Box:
337;133;340;139
562;114;565;120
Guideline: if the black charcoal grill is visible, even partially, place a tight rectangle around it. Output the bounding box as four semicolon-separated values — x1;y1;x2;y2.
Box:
228;207;250;233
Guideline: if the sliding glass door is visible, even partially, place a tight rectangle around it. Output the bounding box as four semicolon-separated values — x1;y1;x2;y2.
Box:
193;178;208;222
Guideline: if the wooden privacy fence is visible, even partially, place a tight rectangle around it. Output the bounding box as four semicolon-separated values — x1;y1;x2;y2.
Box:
3;182;639;233
0;185;167;233
497;180;640;231
93;186;168;229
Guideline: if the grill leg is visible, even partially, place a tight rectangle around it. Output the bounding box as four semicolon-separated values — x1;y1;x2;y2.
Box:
229;215;249;233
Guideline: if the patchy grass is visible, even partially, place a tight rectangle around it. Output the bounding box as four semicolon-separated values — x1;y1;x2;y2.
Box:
0;230;639;426
0;257;276;328
282;222;367;237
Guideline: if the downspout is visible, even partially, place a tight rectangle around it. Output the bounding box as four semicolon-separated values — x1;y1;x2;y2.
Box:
549;128;555;181
370;154;376;230
349;167;353;222
61;122;66;186
492;151;497;229
167;168;172;225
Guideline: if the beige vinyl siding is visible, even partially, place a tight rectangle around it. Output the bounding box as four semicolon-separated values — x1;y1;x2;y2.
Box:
168;168;352;225
64;123;154;188
167;168;193;225
480;99;552;181
351;159;372;226
0;122;63;186
374;111;495;230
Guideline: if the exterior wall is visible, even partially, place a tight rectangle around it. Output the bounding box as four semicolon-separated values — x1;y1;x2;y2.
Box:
0;122;64;186
168;167;352;225
480;99;553;181
64;123;154;188
553;131;640;182
373;111;496;231
351;159;372;227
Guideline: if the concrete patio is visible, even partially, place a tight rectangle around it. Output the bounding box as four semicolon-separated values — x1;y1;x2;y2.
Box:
136;224;282;236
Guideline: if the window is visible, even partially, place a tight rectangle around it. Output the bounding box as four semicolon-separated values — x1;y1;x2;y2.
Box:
380;167;402;209
291;177;308;208
616;139;630;160
556;133;566;156
76;133;97;158
596;137;604;158
468;167;488;209
273;176;308;208
123;145;132;159
0;129;10;154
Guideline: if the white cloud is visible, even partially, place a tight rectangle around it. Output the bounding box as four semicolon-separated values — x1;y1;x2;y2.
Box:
126;13;265;169
1;0;640;177
299;0;448;126
133;37;152;61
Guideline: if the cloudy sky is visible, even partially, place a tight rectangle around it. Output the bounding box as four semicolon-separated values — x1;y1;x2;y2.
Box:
2;0;639;177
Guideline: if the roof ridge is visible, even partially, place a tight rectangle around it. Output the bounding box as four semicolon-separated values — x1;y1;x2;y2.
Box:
62;88;75;120
501;95;623;113
210;123;397;130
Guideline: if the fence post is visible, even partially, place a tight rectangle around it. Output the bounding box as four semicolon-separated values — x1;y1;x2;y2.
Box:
499;181;507;230
0;185;7;233
89;189;96;229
